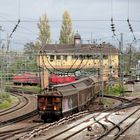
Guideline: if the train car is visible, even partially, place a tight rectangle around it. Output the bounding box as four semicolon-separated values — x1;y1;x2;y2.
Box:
12;73;76;86
49;74;76;85
37;76;107;122
12;73;40;86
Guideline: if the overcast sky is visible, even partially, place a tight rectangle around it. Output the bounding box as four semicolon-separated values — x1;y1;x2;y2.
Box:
0;0;140;50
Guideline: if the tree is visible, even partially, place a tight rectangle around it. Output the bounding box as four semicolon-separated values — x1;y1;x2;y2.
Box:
59;11;74;44
24;42;36;53
123;45;140;75
37;13;51;47
23;42;38;72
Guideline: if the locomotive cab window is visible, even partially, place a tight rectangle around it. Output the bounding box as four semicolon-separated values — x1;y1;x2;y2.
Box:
43;96;62;111
38;97;47;111
52;97;62;111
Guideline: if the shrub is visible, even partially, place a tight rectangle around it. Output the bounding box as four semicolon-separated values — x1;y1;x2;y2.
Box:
107;85;126;95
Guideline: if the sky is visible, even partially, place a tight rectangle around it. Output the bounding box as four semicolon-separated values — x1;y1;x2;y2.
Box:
0;0;140;50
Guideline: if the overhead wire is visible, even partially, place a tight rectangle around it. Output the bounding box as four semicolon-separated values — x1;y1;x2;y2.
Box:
0;19;140;22
126;0;136;42
73;55;90;74
71;55;84;74
44;54;65;73
9;19;20;38
40;50;54;74
127;18;136;42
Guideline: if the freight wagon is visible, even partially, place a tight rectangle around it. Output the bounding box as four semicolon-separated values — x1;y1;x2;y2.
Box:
37;76;107;122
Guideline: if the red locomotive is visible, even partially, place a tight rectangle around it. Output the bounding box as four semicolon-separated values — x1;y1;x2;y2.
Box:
49;74;76;85
12;73;76;86
37;76;108;122
12;73;40;86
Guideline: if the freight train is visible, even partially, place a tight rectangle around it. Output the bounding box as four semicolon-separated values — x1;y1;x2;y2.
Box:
37;76;107;122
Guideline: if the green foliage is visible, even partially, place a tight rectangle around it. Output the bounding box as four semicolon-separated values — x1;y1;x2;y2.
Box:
11;52;38;74
0;91;10;99
0;92;11;109
6;85;41;94
122;45;140;75
0;100;10;109
107;85;126;95
0;95;18;109
59;11;74;44
21;86;41;93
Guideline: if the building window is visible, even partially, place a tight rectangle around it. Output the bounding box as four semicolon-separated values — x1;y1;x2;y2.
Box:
92;55;99;59
63;55;67;61
50;55;54;61
72;55;78;59
103;55;108;59
79;55;84;60
56;55;61;60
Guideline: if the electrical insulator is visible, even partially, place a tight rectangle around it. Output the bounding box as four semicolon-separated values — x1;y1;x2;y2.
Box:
134;36;136;40
111;26;115;31
111;23;114;27
110;17;116;35
127;18;129;23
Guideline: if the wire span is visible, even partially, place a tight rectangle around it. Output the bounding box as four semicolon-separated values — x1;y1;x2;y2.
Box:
9;19;20;38
127;18;136;41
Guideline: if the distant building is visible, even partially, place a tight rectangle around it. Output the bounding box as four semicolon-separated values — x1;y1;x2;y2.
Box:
37;34;119;88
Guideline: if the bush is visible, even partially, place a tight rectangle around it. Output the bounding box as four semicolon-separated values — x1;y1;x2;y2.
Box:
0;91;11;103
0;100;10;109
107;85;126;95
0;92;9;99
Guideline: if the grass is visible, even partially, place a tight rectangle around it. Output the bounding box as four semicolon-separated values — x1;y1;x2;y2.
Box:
21;86;41;93
106;85;126;96
10;95;19;103
0;91;11;109
0;100;11;109
0;91;18;110
6;85;41;94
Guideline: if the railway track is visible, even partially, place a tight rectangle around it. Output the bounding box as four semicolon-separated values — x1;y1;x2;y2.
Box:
1;94;139;140
0;122;43;140
0;89;39;140
0;91;37;127
102;95;140;112
0;93;28;117
17;95;140;140
18;110;89;140
95;107;140;140
113;114;140;140
48;98;138;140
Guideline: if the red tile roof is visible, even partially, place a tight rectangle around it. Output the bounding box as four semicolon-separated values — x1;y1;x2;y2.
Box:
41;44;118;55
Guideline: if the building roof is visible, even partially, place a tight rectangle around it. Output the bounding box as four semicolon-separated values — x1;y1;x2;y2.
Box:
74;33;81;39
41;43;118;55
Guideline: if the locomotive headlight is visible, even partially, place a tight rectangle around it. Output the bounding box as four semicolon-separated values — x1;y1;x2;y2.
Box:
43;106;46;110
54;106;57;111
